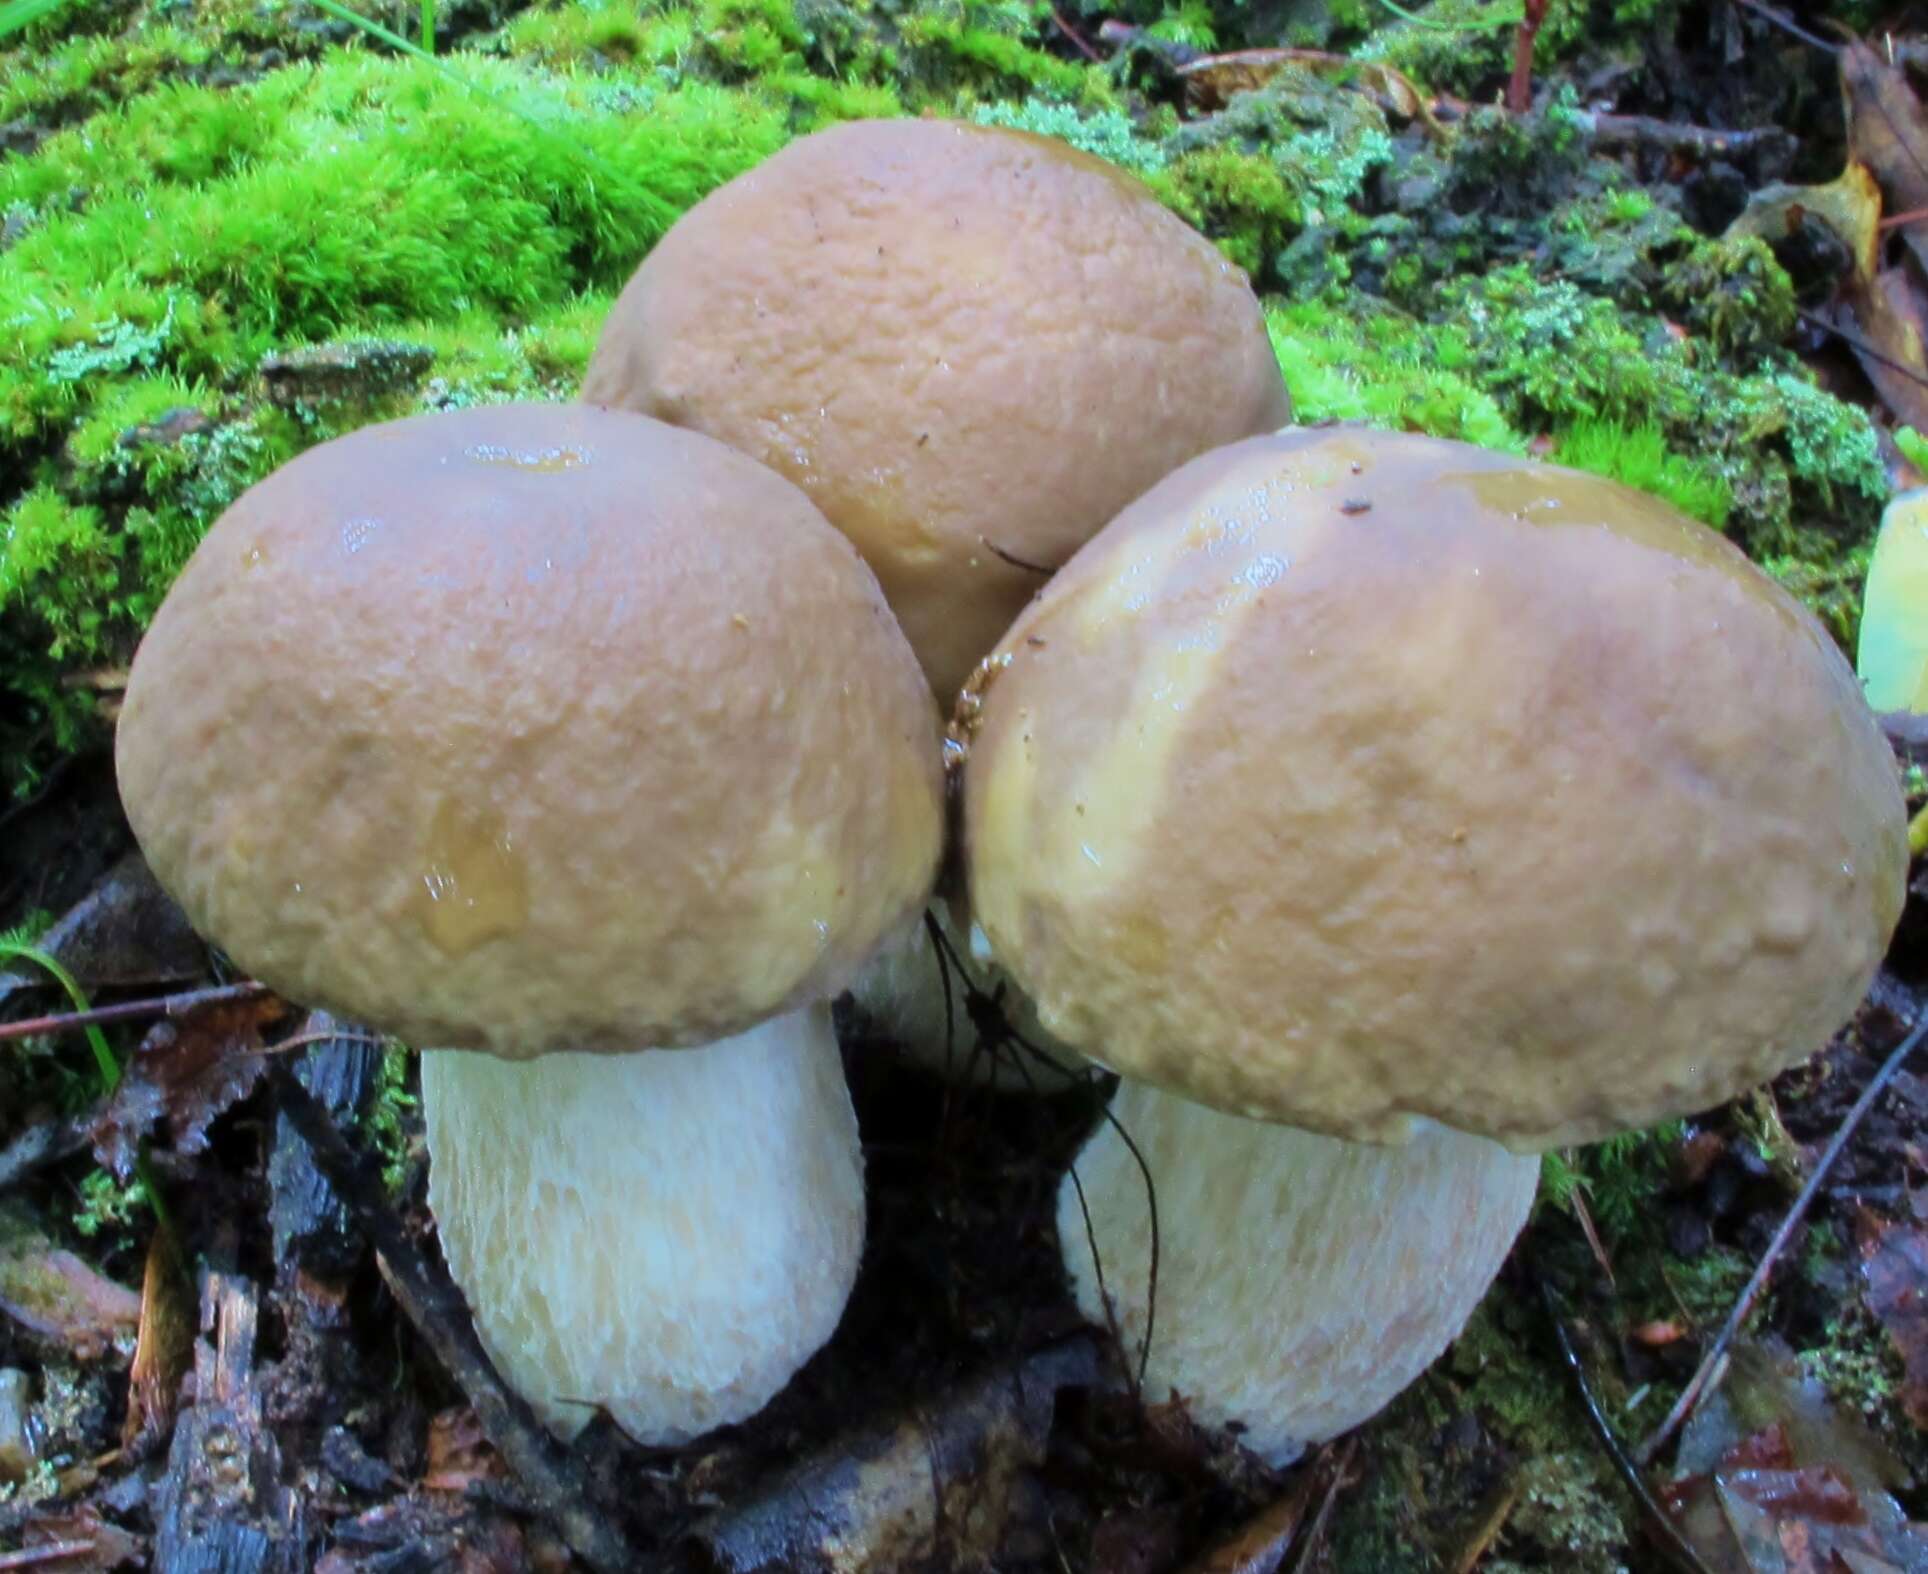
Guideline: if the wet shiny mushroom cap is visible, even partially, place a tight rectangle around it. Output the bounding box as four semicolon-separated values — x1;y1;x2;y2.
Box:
962;427;1907;1149
117;401;945;1057
582;116;1293;705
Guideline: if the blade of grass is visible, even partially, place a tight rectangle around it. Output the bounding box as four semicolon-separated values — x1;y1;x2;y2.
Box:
0;0;74;40
1;942;120;1094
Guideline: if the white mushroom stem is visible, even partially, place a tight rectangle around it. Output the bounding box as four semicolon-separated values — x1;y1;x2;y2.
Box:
1059;1079;1539;1466
421;1003;864;1445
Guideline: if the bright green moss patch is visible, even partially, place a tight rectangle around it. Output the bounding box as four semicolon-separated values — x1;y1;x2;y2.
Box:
1550;421;1733;528
1261;259;1885;650
0;45;798;791
1265;299;1522;451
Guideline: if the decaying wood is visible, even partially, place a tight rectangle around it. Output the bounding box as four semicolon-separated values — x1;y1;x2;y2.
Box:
153;1270;303;1574
268;1065;637;1574
0;1115;87;1194
267;1013;380;1278
695;1335;1098;1574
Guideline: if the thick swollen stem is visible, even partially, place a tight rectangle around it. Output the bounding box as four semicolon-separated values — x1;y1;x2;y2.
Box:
1058;1079;1539;1464
422;1004;864;1445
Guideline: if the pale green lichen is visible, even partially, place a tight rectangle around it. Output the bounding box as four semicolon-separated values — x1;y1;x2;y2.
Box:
971;97;1168;173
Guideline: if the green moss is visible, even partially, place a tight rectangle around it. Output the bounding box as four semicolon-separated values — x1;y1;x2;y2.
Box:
1659;233;1798;364
1551;421;1733;527
0;49;795;792
1167;146;1300;276
1264;298;1523;451
897;6;1093;99
361;1040;419;1196
494;0;697;68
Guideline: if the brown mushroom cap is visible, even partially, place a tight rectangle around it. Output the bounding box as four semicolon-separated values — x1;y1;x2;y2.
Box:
581;117;1293;704
117;402;944;1057
963;427;1907;1149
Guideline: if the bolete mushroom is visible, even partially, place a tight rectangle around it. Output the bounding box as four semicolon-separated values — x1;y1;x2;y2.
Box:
956;426;1907;1459
581;116;1293;704
1858;485;1928;714
115;402;945;1442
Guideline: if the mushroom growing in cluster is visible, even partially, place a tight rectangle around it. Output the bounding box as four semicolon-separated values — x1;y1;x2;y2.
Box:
1858;484;1928;716
115;401;945;1442
582;116;1293;707
954;426;1908;1461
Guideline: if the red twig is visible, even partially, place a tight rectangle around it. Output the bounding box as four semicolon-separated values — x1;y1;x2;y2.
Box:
1047;1;1102;63
1506;0;1548;113
1635;1011;1928;1465
0;981;272;1044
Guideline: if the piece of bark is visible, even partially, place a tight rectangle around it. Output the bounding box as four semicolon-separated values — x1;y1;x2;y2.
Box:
268;1068;636;1574
694;1336;1098;1574
268;1014;380;1277
152;1271;304;1574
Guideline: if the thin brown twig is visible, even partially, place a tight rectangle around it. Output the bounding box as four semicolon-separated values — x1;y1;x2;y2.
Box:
1285;1439;1359;1574
1635;1011;1928;1465
1733;0;1839;54
1798;308;1928;393
0;981;273;1044
979;537;1059;576
1046;1;1102;63
1541;1282;1717;1574
0;1543;98;1571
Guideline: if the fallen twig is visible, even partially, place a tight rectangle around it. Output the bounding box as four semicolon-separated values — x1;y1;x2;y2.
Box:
1798;308;1928;393
1733;0;1839;54
1636;1010;1928;1464
269;1065;638;1574
1541;1283;1715;1574
1045;1;1101;63
0;1542;98;1571
1585;113;1795;163
0;980;273;1044
1284;1439;1357;1574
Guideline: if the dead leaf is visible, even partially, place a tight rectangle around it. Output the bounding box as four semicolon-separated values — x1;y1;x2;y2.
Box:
1665;1342;1928;1573
0;855;206;1008
89;993;291;1181
12;1508;144;1571
1727;162;1883;288
1858;1208;1928;1429
1181;1458;1327;1574
121;1227;192;1452
1838;261;1928;435
0;1207;140;1360
695;1337;1097;1574
423;1406;503;1494
1172;48;1428;124
1844;40;1928;218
